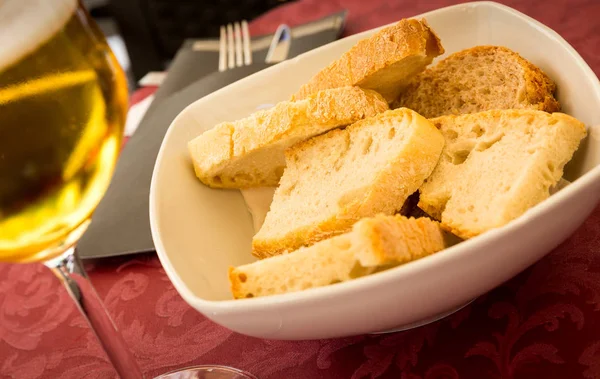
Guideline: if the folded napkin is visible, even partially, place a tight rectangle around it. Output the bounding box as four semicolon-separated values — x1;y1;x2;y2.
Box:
78;11;347;259
152;10;347;105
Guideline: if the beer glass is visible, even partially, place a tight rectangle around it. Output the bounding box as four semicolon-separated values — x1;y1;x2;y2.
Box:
0;1;256;378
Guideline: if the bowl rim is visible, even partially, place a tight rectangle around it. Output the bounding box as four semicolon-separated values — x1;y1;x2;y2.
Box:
149;0;600;312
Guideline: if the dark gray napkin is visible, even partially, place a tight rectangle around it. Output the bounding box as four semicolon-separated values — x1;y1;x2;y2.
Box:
151;10;347;106
78;12;347;259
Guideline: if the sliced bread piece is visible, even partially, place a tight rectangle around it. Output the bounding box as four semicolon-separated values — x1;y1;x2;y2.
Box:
393;46;560;118
230;215;446;299
291;18;444;103
188;86;388;188
418;109;586;239
252;108;445;258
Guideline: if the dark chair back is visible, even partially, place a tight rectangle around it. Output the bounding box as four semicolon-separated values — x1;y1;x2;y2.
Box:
108;0;293;82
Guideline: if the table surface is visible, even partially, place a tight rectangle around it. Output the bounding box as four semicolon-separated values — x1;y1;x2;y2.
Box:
2;0;600;378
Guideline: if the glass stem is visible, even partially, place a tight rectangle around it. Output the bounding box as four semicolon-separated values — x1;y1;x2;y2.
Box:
45;246;144;379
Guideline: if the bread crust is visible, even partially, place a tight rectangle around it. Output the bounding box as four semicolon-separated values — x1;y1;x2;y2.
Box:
188;86;388;188
292;18;444;103
418;109;586;239
394;45;560;117
252;108;445;258
230;215;446;299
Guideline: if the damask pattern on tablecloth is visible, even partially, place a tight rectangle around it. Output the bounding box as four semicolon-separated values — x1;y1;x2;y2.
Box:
2;204;600;379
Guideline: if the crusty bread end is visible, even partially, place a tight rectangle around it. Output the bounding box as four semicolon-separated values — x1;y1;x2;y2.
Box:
188;86;389;188
394;45;560;118
292;18;444;103
230;215;446;299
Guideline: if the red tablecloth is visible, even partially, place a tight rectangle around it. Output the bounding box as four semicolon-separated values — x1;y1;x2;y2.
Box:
2;0;600;378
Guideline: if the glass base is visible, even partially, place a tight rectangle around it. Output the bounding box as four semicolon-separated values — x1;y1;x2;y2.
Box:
155;365;258;379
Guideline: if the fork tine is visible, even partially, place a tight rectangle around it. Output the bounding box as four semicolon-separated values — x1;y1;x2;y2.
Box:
226;23;235;69
241;20;252;66
218;26;226;72
234;22;243;67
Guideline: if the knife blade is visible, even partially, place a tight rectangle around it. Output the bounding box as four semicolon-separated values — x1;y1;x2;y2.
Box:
265;24;292;63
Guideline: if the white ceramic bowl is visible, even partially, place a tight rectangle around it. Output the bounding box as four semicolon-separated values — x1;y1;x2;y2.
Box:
149;1;600;340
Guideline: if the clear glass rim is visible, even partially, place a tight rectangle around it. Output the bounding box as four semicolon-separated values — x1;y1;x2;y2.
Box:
155;364;259;379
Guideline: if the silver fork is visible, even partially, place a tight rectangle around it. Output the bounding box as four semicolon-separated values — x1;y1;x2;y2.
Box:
219;20;252;72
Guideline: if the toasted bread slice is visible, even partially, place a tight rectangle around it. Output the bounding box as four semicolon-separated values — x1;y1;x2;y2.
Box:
393;46;560;118
252;108;445;258
418;109;586;239
291;18;444;103
230;215;446;299
188;86;388;188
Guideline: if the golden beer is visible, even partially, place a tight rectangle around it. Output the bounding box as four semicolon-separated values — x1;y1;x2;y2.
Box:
0;0;128;263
